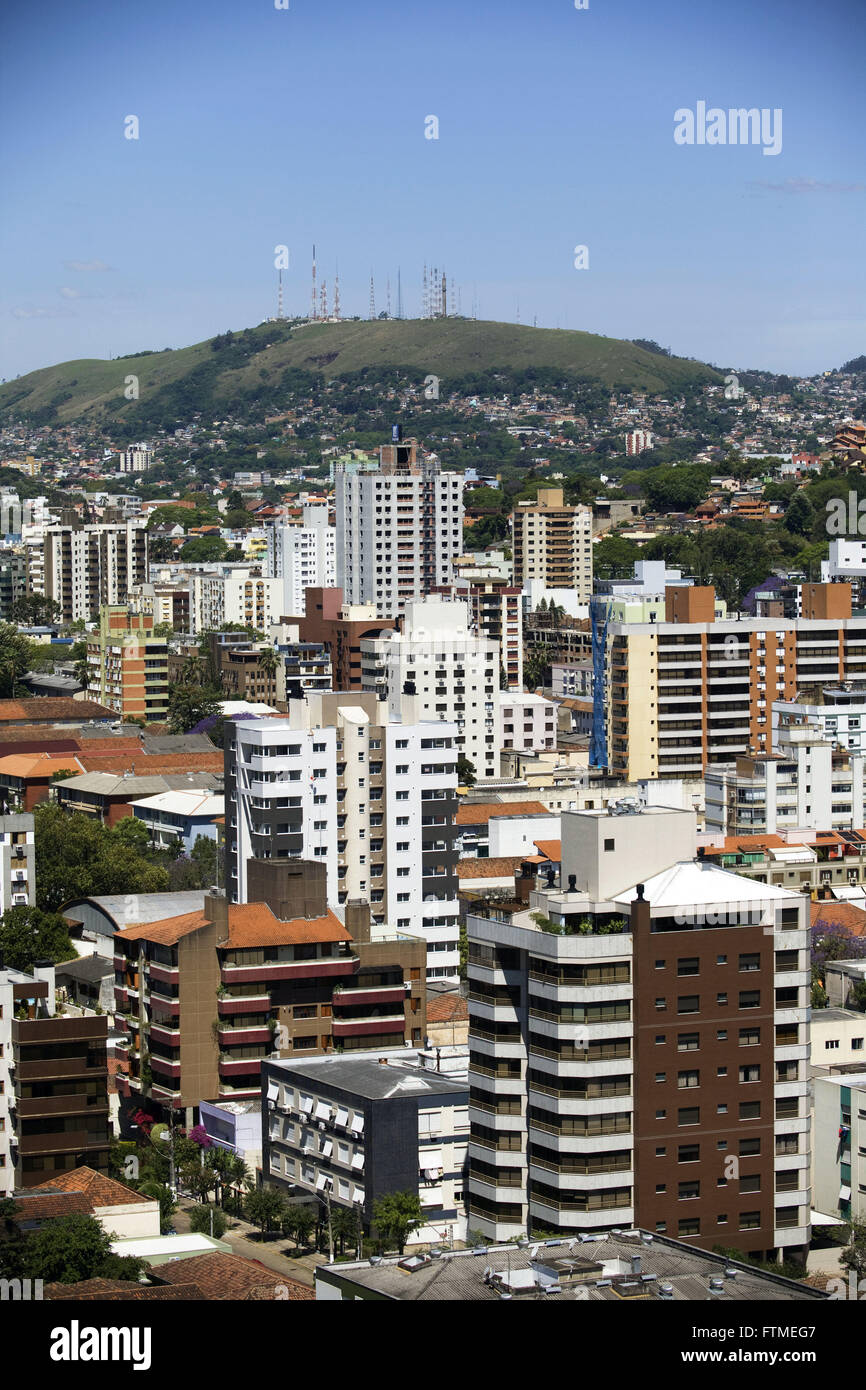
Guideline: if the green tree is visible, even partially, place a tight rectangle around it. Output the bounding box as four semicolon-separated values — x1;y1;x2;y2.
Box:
840;1221;866;1280
189;1203;227;1239
180;536;228;563
281;1204;315;1249
7;594;62;627
0;905;75;971
167;683;222;735
456;755;476;787
245;1185;286;1236
593;533;639;579
784;490;814;537
0;622;38;697
138;1180;176;1233
20;1213;145;1284
33;802;169;912
371;1190;422;1254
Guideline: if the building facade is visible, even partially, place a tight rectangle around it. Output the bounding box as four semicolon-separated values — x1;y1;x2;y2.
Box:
44;521;148;624
266;505;336;620
86;606;169;722
511;488;593;601
335;435;464;619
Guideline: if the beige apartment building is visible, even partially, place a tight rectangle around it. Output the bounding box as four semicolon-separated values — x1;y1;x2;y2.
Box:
605;582;866;781
511;488;593;601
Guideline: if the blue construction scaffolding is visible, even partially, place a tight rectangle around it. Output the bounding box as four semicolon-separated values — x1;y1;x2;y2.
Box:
589;596;611;769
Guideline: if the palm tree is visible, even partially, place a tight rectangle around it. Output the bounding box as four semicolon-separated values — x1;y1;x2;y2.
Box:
225;1153;250;1214
180;654;203;685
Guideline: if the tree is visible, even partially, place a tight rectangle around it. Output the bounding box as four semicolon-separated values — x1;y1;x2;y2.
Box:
20;1213;144;1284
7;594;61;627
0;906;75;971
167;683;222;735
330;1204;357;1257
784;490;814;537
371;1190;422;1254
456;755;476;788
180;536;228;563
32;802;169;913
0;622;38;697
811;920;866;993
245;1185;286;1237
281;1204;315;1249
840;1221;866;1281
138;1180;176;1233
189;1204;227;1239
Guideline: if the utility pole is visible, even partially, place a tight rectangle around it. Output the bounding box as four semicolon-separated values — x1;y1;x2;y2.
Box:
355;1199;363;1260
323;1189;334;1263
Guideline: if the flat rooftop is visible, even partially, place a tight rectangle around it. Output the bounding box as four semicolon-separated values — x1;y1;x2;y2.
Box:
267;1053;465;1101
318;1232;826;1303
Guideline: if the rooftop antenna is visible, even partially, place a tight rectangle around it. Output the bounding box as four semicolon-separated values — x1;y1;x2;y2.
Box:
422;263;428;319
311;243;317;321
334;263;341;320
369;271;376;320
396;267;403;320
320;278;328;319
432;265;438;316
441;270;447;318
277;267;284;321
386;275;391;318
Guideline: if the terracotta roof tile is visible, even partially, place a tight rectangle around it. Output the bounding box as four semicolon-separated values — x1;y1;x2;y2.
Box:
533;839;561;861
115;903;352;949
456;856;525;879
79;751;224;775
426;993;469;1023
22;1165;153;1209
155;1251;313;1300
811;900;866;936
455;800;549;826
45;1279;206;1301
0;751;83;779
0;699;114;723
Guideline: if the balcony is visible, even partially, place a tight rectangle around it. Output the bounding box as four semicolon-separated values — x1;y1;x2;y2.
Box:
217;993;271;1015
220;956;358;984
331;1015;405;1038
218;1024;272;1045
333;984;408;1008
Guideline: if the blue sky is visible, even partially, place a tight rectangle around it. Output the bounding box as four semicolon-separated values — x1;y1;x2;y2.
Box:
1;0;863;380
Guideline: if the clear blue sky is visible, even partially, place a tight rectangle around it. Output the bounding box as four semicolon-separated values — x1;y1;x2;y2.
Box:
1;0;863;380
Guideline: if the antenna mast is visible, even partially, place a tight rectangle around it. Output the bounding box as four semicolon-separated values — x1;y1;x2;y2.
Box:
311;244;317;320
334;264;341;321
369;272;375;320
396;267;403;320
386;276;391;318
277;267;283;321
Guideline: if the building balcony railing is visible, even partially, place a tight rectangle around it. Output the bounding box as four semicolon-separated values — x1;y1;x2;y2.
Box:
217;993;271;1015
331;1015;405;1037
220;957;358;984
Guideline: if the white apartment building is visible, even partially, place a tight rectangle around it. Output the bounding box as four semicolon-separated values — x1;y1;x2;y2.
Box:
262;1052;469;1244
335;436;464;618
811;1008;866;1071
225;692;461;980
812;1072;866;1224
775;686;866;754
44;521;148;624
266;505;336;619
189;568;280;635
705;722;866;837
118;445;152;473
437;572;523;691
361;598;499;782
499;692;558;754
466;806;812;1260
0;815;35;914
511;488;593;602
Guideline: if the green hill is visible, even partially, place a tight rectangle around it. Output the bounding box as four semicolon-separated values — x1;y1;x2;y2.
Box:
0;317;722;428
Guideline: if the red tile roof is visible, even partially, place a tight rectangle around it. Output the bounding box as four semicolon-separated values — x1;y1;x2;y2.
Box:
0;699;115;724
811;900;866;937
115;902;352;949
456;856;525;879
155;1251;314;1300
455;800;549;826
426;993;469;1024
21;1165;153;1209
45;1279;205;1301
534;839;562;861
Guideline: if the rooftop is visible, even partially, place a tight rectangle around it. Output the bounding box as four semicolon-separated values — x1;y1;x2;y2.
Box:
153;1250;313;1300
114;901;352;950
615;859;801;910
456;800;550;826
268;1053;466;1101
317;1232;826;1303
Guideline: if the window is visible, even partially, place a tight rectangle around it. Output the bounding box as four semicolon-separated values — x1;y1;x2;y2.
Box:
739;1101;761;1120
738;953;760;972
678;1182;700;1200
739;1174;761;1194
655;959;666;970
716;955;728;966
738;1138;761;1156
655;998;667;1012
678;1107;700;1126
739;990;760;1009
655;1072;667;1083
739;1212;761;1231
716;993;728;1006
739;1027;760;1047
655;1035;666;1045
677;958;699;977
655;1146;667;1157
677;996;699;1015
678;1145;700;1163
678;1070;699;1089
678;1218;700;1236
677;1033;699;1051
825;1040;840;1051
604;838;615;851
739;1064;760;1083
656;1183;667;1194
717;1029;727;1041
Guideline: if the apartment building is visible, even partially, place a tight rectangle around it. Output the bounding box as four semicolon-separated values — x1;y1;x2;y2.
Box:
262;1052;469;1241
602;582;866;781
774;684;866;753
266;505;336;619
705;722;865;837
294;587;396;690
812;1071;866;1225
118;445;152;473
0;812;35;913
511;489;593;601
435;572;523;690
499;693;558;753
335;432;464;619
86;605;169;722
224;693;461;979
625;429;654;456
1;960;111;1195
465;806;812;1261
361;597;499;782
44;521;148;624
113;864;426;1119
187;567;280;636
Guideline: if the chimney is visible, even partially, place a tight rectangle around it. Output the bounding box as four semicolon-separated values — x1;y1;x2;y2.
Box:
345;899;371;943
